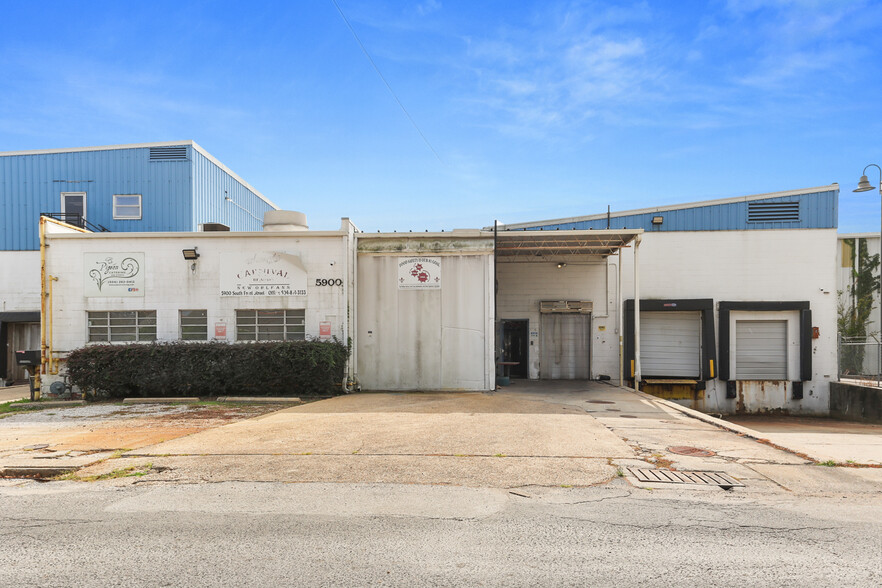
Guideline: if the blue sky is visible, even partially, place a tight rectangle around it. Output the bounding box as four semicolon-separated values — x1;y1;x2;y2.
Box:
2;0;882;232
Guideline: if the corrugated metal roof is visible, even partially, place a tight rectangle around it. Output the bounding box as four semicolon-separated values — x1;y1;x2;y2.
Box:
497;185;838;232
1;144;275;250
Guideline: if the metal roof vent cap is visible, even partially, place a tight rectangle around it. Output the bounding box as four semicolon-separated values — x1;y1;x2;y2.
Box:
263;210;308;232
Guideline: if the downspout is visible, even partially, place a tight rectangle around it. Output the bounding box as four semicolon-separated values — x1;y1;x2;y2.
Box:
618;249;623;386
493;220;498;390
37;216;46;400
633;235;641;391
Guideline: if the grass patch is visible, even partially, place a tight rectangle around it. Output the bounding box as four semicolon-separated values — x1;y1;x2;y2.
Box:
56;463;154;482
818;460;838;467
494;453;507;458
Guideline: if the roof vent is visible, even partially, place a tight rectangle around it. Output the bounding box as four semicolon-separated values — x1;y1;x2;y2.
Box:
748;201;799;222
149;146;188;160
263;210;308;232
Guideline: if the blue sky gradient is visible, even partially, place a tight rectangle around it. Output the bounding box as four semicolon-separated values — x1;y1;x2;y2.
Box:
2;0;881;232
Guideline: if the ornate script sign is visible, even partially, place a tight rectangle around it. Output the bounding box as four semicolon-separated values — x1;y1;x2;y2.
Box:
398;257;441;290
84;253;145;297
220;251;307;297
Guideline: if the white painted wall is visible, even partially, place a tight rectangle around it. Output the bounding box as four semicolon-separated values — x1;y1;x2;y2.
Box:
623;229;838;415
44;228;355;373
496;260;617;380
0;251;41;312
495;229;838;415
356;235;494;391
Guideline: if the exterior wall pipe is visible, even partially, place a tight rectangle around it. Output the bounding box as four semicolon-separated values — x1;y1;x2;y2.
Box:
633;235;641;391
48;275;58;374
618;249;623;386
36;217;46;399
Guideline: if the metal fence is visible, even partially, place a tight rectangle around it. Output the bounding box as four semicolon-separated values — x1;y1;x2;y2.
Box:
838;335;882;385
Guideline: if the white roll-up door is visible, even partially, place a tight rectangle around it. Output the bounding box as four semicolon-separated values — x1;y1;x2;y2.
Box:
736;320;787;380
640;311;701;378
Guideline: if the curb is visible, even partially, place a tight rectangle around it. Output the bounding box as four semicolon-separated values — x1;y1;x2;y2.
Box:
11;400;86;409
122;397;200;404
217;396;301;404
0;465;80;479
629;388;818;462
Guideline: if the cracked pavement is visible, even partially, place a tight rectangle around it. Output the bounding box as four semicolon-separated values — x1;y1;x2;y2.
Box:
2;382;881;586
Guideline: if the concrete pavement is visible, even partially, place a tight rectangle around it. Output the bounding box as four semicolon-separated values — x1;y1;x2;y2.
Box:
0;384;29;404
68;381;882;494
3;381;881;495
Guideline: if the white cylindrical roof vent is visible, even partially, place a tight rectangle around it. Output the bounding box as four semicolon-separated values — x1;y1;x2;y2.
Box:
263;210;308;232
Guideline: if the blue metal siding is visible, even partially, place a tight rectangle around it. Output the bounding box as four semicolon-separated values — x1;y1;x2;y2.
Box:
191;151;275;231
521;190;838;232
1;147;192;250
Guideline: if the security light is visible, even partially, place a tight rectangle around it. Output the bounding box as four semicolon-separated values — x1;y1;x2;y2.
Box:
651;216;664;225
182;248;200;260
557;262;567;269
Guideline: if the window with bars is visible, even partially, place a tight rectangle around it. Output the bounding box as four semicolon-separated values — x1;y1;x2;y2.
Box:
236;309;305;341
180;310;208;340
113;194;142;219
87;311;157;342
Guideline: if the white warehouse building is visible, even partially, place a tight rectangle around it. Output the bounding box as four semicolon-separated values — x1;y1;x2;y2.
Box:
38;185;841;415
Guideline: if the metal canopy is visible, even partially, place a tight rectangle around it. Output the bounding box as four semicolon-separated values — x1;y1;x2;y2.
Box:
495;229;642;259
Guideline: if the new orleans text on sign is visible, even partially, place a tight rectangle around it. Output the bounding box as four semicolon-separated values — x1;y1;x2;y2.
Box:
398;257;441;289
84;253;145;297
220;252;307;297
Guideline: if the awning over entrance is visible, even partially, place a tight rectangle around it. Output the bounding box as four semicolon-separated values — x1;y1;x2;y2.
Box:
494;229;642;260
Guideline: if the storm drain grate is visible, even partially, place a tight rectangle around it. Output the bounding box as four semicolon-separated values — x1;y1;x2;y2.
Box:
628;468;743;489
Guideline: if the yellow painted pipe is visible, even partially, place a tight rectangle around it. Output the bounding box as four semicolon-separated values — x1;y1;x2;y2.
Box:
37;217;46;399
48;275;58;374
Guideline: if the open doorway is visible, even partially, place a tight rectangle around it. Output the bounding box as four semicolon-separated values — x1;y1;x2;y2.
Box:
502;319;529;378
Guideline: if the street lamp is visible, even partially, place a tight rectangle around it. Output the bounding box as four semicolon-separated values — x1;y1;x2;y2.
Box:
854;164;882;385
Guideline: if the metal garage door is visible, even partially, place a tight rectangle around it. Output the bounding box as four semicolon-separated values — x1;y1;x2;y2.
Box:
540;314;590;380
640;311;701;378
736;320;787;380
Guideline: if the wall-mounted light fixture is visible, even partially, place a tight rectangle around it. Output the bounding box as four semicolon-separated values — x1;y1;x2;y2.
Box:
651;216;664;225
182;248;200;260
557;262;567;269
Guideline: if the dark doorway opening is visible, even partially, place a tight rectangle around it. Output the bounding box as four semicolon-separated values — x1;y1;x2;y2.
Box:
502;319;529;378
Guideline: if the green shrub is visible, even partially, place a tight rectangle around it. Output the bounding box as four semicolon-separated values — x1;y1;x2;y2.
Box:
66;340;350;399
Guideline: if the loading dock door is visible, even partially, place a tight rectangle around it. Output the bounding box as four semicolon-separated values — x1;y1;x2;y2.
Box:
540;314;590;380
735;320;787;380
640;311;701;378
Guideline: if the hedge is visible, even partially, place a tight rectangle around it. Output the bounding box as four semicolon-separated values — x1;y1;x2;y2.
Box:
66;340;350;399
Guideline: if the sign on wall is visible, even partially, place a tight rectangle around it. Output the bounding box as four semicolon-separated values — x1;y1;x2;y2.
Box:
84;253;145;297
220;252;307;297
398;257;442;289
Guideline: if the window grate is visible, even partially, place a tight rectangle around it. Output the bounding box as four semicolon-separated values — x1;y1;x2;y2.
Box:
747;201;799;222
236;309;305;341
180;310;208;341
149;146;188;160
88;311;156;342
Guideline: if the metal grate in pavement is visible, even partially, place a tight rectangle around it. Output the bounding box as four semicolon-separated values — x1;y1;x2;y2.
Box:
628;468;744;489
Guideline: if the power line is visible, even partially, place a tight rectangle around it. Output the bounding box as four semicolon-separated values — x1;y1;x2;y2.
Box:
331;0;444;165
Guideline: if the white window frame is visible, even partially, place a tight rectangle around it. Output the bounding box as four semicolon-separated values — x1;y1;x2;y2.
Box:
179;309;208;341
113;194;142;220
61;192;87;218
87;310;157;343
236;309;306;341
